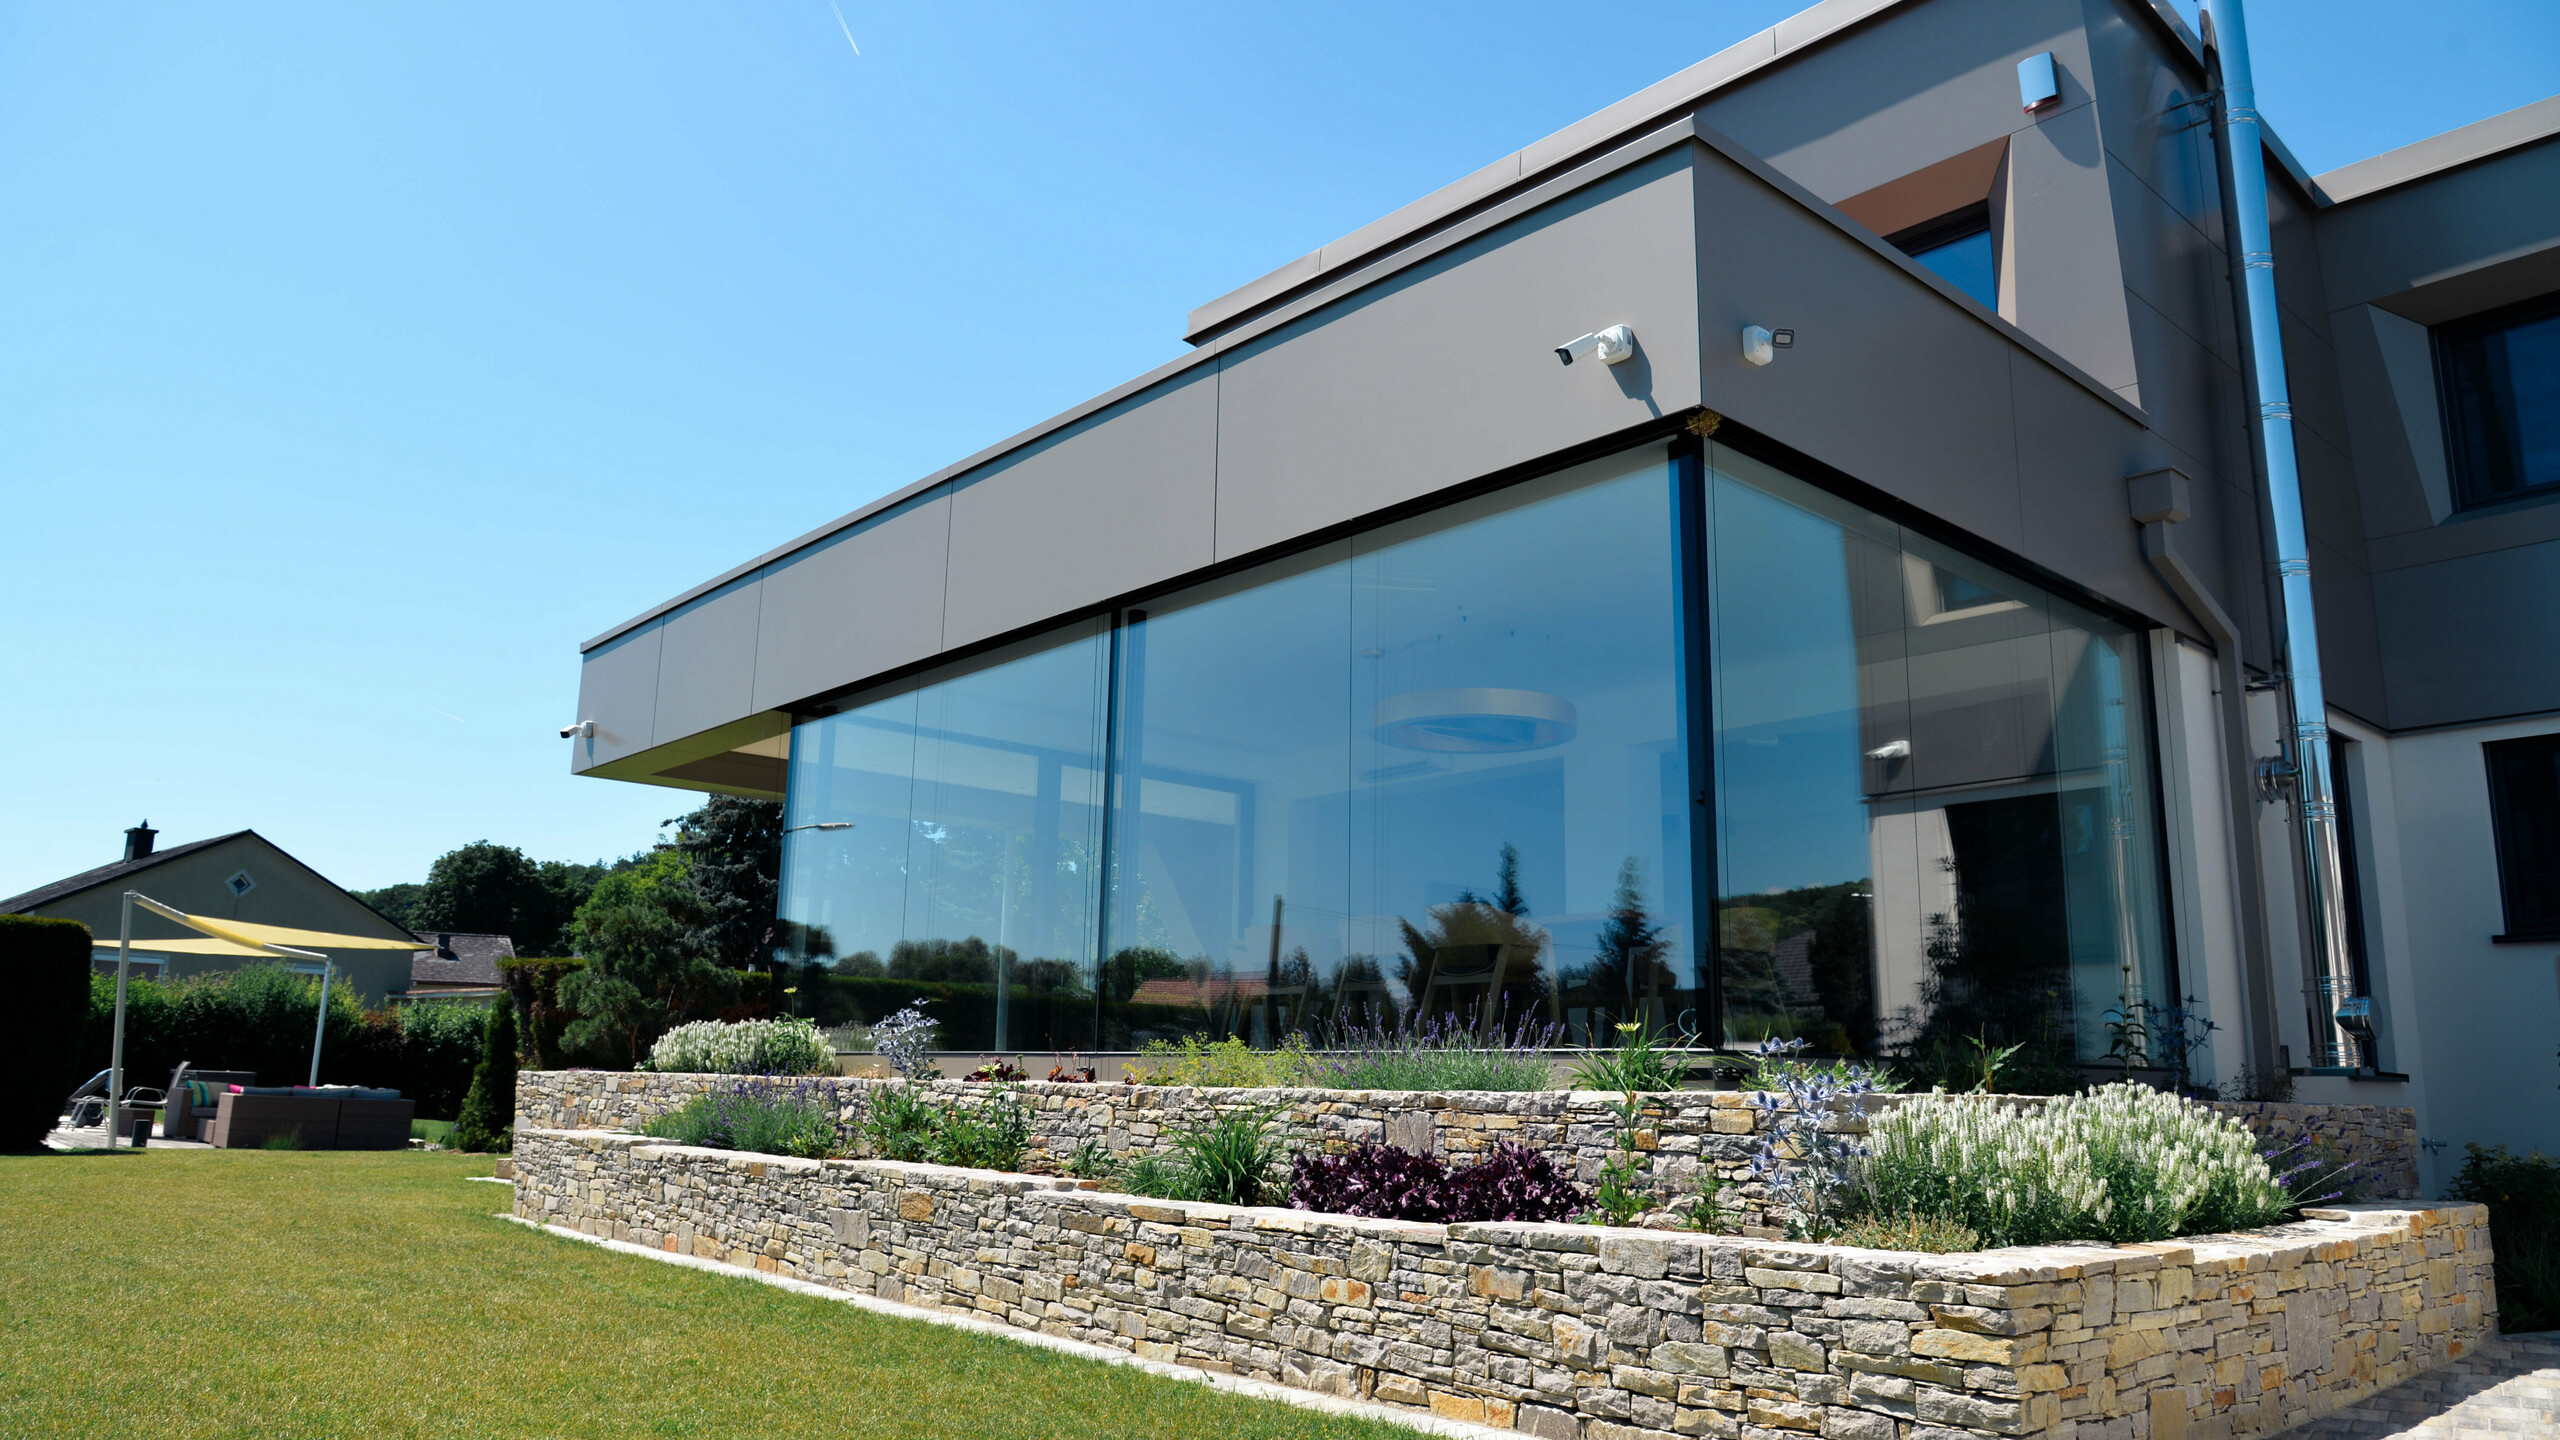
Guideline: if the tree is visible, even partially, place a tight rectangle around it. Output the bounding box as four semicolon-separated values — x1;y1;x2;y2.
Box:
354;881;424;931
2;916;92;1149
1589;857;1672;1028
450;1002;518;1153
556;849;742;1066
667;796;782;969
405;841;608;956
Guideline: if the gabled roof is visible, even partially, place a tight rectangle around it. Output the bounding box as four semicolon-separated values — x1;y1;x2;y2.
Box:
0;831;253;914
410;932;518;989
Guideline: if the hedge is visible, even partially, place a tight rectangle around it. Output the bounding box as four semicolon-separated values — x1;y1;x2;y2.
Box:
1;916;93;1148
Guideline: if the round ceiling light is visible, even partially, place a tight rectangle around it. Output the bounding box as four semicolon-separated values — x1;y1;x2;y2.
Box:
1374;688;1578;754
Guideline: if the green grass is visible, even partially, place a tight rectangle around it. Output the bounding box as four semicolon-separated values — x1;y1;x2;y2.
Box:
0;1148;1426;1440
410;1117;453;1144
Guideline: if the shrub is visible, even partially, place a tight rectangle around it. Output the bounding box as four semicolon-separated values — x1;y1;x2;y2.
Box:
642;1077;843;1159
1112;1152;1193;1201
1168;1109;1287;1206
860;1084;940;1162
1;916;92;1149
1304;1011;1558;1092
641;1017;833;1076
1751;1037;1887;1237
1853;1084;2291;1248
497;955;587;1068
1285;1141;1587;1223
930;1087;1030;1171
869;1006;938;1082
1124;1035;1311;1088
2447;1144;2560;1332
1569;1023;1687;1092
449;1003;519;1153
852;1082;1029;1171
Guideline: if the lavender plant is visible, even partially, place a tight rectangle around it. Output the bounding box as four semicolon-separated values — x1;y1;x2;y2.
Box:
1307;1009;1560;1092
1749;1037;1882;1239
869;1006;939;1082
640;1076;844;1159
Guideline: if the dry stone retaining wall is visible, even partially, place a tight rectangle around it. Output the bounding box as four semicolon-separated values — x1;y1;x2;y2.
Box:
514;1071;2422;1227
514;1127;2492;1440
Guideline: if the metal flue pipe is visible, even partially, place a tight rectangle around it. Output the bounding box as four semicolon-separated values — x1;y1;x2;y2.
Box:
2203;0;2369;1071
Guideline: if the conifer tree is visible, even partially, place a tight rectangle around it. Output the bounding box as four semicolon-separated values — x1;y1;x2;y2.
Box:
451;1001;518;1153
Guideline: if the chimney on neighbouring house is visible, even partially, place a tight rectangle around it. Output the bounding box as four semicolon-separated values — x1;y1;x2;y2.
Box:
123;821;158;862
436;932;456;959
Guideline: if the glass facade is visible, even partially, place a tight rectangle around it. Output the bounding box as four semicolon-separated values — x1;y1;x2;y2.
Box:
1704;449;2168;1067
777;435;2172;1060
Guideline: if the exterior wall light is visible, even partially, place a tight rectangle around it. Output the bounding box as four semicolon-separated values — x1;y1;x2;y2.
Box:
1554;325;1636;365
2018;51;2060;113
1741;326;1794;366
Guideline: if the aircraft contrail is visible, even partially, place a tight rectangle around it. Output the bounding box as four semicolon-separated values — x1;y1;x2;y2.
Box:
825;0;861;56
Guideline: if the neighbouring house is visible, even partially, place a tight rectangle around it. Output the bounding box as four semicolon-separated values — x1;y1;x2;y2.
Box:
561;0;2560;1189
408;931;516;999
1;823;425;1005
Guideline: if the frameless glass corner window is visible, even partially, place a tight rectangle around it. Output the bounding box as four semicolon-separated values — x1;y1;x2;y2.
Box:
1703;447;2170;1069
1890;204;1997;311
2438;293;2560;510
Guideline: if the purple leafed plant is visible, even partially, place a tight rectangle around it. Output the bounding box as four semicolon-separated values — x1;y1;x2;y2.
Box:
1287;1141;1588;1223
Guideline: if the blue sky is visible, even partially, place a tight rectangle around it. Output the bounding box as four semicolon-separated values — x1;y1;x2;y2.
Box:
6;0;2556;900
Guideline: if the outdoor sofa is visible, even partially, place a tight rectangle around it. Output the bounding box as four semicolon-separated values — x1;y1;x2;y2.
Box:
204;1086;413;1149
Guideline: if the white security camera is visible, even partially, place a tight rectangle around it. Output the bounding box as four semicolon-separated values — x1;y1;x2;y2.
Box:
1742;326;1797;367
1554;325;1636;366
559;720;596;739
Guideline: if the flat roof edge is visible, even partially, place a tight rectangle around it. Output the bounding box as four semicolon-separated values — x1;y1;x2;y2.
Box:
1182;0;1911;345
2313;94;2560;207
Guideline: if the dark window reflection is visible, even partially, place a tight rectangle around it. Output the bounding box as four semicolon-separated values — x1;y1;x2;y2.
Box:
2438;294;2560;509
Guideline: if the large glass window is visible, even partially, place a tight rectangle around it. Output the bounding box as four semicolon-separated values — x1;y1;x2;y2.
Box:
1104;446;1690;1047
1889;204;1997;310
777;623;1109;1052
775;434;2177;1062
1703;447;2169;1070
2438;293;2560;509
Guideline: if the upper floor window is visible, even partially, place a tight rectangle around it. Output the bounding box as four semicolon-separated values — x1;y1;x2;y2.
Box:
2485;732;2560;941
2437;292;2560;510
1889;203;1996;310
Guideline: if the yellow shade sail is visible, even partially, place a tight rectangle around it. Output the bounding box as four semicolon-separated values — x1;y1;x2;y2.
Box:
90;935;275;958
173;915;424;951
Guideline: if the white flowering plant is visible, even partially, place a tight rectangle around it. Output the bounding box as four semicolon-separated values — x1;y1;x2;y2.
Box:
1852;1082;2292;1247
642;1017;834;1076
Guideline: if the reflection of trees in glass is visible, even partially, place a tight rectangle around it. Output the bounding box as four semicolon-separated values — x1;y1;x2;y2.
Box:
1396;843;1555;1031
1718;880;1872;1054
1563;858;1676;1037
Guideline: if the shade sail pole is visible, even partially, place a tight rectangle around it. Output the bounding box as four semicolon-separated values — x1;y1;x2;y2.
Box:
308;959;335;1086
109;892;136;1145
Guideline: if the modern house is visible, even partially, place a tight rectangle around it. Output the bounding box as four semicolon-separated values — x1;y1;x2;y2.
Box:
2;824;427;1005
563;0;2560;1189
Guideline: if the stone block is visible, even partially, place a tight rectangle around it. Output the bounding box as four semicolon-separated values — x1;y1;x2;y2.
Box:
1650;1341;1731;1377
1912;1329;2019;1364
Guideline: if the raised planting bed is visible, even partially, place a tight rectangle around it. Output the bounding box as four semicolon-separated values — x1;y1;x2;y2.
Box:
516;1070;2425;1232
514;1126;2493;1440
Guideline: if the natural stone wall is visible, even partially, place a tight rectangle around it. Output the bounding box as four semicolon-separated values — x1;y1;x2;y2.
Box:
515;1127;2494;1440
514;1071;2422;1224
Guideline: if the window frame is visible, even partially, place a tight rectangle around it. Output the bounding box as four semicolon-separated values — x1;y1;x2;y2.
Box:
2432;289;2560;513
2484;731;2560;942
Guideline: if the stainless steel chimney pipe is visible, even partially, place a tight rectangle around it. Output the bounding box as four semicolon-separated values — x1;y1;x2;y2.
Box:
2203;0;2368;1071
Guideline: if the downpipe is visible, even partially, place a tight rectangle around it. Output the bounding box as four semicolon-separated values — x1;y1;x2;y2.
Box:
2203;0;2370;1072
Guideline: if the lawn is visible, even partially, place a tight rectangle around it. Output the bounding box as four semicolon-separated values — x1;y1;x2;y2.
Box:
0;1148;1428;1440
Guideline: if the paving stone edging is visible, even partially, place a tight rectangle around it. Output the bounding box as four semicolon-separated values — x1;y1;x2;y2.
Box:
514;1126;2493;1440
515;1072;2421;1234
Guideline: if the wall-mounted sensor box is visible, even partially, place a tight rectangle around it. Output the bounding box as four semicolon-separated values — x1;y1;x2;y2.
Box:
2018;52;2059;113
